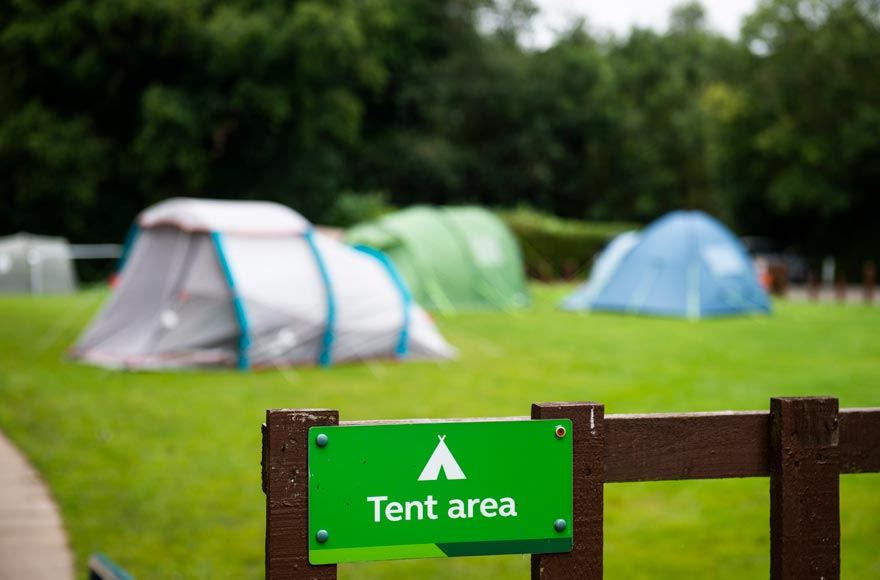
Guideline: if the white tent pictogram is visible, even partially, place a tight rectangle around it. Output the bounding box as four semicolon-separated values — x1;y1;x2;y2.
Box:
417;435;466;481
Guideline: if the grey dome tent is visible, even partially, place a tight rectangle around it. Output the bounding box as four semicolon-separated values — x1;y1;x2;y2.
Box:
72;198;454;369
0;233;77;294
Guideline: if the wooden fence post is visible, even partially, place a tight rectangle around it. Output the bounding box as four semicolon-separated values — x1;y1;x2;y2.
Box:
264;409;339;580
531;402;604;580
863;261;875;304
807;271;820;302
834;275;847;303
769;397;840;580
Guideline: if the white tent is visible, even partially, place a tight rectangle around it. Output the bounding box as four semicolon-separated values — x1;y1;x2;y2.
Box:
72;198;455;369
0;233;77;294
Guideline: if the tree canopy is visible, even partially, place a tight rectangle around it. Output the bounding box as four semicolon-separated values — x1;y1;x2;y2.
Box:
1;0;877;265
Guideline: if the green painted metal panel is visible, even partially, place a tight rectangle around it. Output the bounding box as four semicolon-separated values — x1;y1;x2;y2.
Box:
308;419;573;564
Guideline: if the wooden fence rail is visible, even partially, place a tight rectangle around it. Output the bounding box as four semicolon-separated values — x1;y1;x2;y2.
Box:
263;397;880;579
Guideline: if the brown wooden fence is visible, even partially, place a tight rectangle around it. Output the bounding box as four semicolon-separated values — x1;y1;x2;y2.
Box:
262;397;880;579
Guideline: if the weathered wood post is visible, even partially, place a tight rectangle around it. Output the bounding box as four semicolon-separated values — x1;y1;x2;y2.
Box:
531;402;604;580
769;397;840;580
834;275;847;303
264;409;339;580
863;261;875;304
807;271;820;302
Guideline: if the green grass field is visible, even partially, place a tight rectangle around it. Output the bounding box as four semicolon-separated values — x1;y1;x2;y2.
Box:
1;285;878;579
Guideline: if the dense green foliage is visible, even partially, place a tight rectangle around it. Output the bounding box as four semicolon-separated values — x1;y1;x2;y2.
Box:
1;287;879;578
322;191;395;228
1;0;878;263
498;208;634;278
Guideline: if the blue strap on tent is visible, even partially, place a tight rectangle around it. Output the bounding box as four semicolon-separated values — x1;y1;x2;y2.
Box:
89;553;135;580
115;224;140;275
353;245;411;358
305;229;335;367
210;232;251;370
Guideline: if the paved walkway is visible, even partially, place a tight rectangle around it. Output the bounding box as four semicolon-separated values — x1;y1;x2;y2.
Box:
0;431;74;580
786;284;877;305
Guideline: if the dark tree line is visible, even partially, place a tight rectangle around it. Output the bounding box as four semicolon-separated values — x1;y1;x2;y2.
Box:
1;0;878;264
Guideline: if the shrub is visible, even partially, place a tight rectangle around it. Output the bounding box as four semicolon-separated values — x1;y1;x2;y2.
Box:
323;191;396;228
498;207;637;280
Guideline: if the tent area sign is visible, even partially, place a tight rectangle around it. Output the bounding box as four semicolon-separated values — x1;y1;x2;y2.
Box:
308;419;573;564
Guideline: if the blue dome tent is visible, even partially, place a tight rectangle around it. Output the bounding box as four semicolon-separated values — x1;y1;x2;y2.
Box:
561;211;771;319
560;231;640;311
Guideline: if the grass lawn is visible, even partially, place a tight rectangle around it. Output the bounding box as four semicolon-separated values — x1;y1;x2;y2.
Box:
0;284;878;579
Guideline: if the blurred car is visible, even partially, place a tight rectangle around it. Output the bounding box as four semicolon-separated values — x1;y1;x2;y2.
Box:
741;236;809;284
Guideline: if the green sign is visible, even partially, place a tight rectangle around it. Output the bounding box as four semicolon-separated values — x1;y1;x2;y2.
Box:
308;419;573;564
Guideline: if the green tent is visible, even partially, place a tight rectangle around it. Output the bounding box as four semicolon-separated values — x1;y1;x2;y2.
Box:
346;206;529;312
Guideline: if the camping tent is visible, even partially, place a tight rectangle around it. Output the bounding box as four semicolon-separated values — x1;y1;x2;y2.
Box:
561;210;771;318
345;206;528;312
72;198;455;369
560;231;640;311
0;233;77;294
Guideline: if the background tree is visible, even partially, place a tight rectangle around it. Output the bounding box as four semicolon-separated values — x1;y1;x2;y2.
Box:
0;0;396;240
723;0;880;265
0;0;877;269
